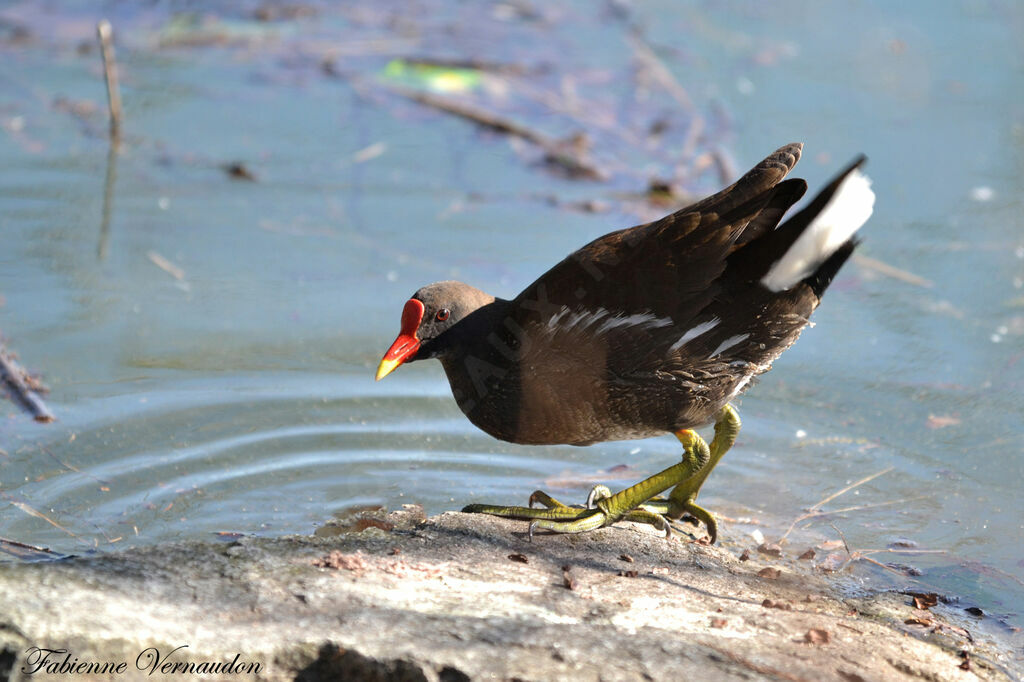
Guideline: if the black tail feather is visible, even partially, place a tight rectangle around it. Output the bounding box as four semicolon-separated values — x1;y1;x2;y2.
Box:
805;237;858;298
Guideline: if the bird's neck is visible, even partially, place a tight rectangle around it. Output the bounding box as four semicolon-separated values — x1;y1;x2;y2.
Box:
435;298;512;361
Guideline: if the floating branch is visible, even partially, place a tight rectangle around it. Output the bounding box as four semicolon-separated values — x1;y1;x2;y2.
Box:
382;83;608;181
97;19;123;140
0;535;65;561
853;253;934;288
0;344;55;423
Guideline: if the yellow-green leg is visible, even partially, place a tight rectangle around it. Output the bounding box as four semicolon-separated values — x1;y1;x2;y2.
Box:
640;404;741;543
518;487;672;538
461;404;741;543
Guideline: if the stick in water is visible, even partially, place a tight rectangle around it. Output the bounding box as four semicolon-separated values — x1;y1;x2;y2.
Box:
97;20;122;139
0;345;55;422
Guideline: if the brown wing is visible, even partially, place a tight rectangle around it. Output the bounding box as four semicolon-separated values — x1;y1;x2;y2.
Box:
509;143;806;326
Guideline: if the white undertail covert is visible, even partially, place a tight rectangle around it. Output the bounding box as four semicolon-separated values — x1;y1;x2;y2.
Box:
760;169;875;292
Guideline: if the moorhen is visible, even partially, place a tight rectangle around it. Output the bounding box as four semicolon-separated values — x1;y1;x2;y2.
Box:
376;143;873;543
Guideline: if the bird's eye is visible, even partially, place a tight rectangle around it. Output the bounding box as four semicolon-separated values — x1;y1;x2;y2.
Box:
435;308;450;322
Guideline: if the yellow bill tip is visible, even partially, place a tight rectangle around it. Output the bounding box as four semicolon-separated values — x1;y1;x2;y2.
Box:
375;358;401;381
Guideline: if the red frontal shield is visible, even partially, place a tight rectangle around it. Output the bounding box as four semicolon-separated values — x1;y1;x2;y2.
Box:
375;299;425;380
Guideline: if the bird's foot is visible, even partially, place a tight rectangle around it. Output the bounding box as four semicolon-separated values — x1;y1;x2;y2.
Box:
462;404;741;544
460;499;610;535
639;496;719;544
462;483;672;538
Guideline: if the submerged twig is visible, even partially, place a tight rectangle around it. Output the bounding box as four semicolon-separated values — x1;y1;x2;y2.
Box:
851;553;907;576
0;344;55;422
0;535;65;560
779;466;894;543
627;32;695;112
856;548;948;556
826;522;932;577
810;467;894;513
382;84;608;180
852;253;934;288
829;521;854;557
2;495;83;543
494;76;643;151
41;445;111;490
97;20;123;140
627;31;704;162
794;496;927;526
147;250;186;281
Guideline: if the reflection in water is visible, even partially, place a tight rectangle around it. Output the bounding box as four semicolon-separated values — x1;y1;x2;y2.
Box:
97;139;118;261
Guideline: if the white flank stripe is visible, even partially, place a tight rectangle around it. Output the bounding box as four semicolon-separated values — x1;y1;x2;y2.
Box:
668;318;720;352
560;310;596;330
761;169;875;292
596;312;673;334
547;307;571;328
547;306;672;334
710;333;749;357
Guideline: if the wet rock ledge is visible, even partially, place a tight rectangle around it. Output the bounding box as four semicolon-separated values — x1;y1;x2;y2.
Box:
0;509;1014;682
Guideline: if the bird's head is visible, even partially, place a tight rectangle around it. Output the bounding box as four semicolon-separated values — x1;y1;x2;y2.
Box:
375;280;494;380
